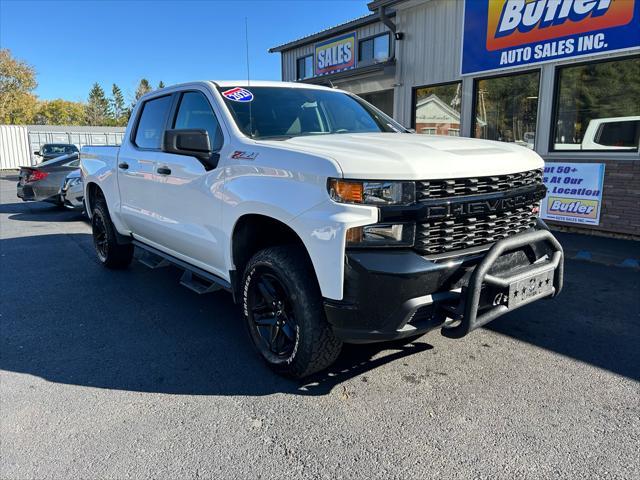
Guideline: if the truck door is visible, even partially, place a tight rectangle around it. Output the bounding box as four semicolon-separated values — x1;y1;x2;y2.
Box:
142;90;227;278
117;94;174;242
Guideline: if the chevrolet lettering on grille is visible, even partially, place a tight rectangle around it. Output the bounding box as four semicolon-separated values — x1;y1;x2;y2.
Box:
422;185;547;220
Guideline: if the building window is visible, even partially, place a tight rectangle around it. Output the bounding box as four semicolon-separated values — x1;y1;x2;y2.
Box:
552;56;640;152
296;55;313;80
359;33;390;64
414;81;462;136
473;71;539;149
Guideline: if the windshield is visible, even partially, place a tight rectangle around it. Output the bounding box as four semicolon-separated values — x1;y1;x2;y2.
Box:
42;144;77;154
217;86;406;139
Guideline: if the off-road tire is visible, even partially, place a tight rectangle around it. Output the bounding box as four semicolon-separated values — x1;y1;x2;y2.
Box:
242;245;342;378
91;199;133;269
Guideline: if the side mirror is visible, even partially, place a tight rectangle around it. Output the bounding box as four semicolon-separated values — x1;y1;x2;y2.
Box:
34;151;40;156
163;129;216;170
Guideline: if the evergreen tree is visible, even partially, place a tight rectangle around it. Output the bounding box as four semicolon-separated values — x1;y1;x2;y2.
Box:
158;80;165;89
110;83;126;125
135;78;152;101
85;82;110;126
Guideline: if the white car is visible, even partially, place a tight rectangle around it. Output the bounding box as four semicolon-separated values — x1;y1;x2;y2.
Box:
81;81;564;378
555;116;640;151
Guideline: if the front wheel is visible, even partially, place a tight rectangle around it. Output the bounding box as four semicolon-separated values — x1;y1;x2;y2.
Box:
242;246;342;378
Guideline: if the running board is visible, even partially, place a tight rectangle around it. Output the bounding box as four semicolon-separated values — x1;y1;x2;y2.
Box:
180;270;222;294
132;239;232;293
138;251;171;269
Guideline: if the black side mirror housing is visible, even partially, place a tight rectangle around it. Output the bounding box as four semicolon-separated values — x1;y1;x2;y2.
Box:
163;129;217;169
34;151;40;156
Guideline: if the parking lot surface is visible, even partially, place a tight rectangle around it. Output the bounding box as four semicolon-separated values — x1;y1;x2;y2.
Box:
1;173;639;479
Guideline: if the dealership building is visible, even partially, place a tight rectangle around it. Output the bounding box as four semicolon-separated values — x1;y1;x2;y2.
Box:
270;0;640;238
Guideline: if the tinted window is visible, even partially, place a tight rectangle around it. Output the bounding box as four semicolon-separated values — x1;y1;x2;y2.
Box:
359;34;390;63
595;120;640;148
134;95;172;149
414;82;462;136
297;55;313;80
473;71;540;149
42;144;76;154
552;57;640;151
174;92;223;151
218;86;406;139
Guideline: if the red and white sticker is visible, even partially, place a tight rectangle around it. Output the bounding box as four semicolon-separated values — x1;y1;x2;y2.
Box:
222;87;254;102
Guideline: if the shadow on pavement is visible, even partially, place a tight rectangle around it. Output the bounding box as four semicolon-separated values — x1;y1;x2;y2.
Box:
487;259;640;381
1;233;638;397
0;233;431;396
0;201;85;222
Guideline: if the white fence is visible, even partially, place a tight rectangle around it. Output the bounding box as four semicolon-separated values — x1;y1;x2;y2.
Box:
0;125;125;170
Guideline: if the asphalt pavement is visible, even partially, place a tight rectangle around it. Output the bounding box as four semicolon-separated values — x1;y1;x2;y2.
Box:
1;173;639;479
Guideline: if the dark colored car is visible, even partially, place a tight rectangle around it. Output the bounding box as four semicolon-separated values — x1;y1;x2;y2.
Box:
34;143;79;162
17;153;80;205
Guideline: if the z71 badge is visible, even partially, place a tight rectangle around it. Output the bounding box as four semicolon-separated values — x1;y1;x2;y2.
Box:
231;150;259;161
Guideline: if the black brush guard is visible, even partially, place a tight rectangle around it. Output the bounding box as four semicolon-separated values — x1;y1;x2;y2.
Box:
440;229;564;339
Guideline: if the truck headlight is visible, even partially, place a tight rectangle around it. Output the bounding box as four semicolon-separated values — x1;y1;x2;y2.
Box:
346;223;415;248
328;179;415;206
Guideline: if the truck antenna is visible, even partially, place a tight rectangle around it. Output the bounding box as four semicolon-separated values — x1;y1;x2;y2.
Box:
245;17;254;138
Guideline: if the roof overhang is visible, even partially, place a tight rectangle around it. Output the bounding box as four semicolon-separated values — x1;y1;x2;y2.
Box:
269;12;394;53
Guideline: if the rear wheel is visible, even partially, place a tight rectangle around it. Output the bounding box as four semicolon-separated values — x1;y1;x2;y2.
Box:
242;246;342;378
91;199;133;269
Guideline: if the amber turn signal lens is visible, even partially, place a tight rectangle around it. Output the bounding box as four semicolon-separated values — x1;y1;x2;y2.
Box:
346;226;363;243
328;179;364;203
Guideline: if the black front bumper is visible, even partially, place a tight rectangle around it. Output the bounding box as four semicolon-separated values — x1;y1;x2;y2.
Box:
324;224;563;343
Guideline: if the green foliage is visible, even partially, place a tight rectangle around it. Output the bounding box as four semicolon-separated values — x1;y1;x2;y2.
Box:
85;82;110;126
0;48;38;123
135;78;152;101
555;57;640;142
34;99;86;125
110;83;127;126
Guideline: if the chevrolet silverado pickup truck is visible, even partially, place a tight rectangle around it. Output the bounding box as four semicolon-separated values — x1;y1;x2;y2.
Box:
81;81;564;378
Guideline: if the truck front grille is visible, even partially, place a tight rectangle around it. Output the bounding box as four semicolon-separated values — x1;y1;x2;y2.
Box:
414;169;542;256
417;169;543;200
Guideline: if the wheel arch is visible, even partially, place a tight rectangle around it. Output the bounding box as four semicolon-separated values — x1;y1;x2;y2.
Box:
230;214;317;300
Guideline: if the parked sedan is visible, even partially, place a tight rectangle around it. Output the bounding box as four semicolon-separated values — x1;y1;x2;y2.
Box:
17;153;80;205
34;143;79;162
60;169;84;210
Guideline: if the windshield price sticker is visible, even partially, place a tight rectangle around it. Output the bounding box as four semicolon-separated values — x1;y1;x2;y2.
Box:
222;87;254;102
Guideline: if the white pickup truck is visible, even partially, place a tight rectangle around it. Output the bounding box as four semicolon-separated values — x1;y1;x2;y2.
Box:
82;81;564;378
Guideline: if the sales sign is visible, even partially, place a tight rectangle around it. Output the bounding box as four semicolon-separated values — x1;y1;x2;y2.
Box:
540;162;605;225
461;0;640;75
315;32;356;76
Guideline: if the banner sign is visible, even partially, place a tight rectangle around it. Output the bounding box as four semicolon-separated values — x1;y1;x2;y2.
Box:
461;0;640;75
315;32;356;76
541;162;605;225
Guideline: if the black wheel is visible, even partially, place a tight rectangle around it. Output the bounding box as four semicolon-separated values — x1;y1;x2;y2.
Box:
91;199;133;269
242;246;342;378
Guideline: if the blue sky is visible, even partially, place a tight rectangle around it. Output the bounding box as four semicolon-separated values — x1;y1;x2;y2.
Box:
0;0;369;103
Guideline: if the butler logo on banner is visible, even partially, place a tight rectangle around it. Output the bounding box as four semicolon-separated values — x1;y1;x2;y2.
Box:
315;32;356;76
461;0;640;75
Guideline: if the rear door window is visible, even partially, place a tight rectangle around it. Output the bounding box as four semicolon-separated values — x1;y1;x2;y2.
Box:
173;91;223;151
134;95;173;149
595;120;640;148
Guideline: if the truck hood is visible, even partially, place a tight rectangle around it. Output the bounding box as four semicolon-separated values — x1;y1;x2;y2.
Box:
265;133;543;180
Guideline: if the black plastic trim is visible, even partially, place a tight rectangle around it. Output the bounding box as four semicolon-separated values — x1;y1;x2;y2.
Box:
132;239;232;291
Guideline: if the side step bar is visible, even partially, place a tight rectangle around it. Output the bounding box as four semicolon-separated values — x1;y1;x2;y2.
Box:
132;240;232;294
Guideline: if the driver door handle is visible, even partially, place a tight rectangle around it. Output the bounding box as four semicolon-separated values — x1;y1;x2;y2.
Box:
157;166;171;175
118;162;129;170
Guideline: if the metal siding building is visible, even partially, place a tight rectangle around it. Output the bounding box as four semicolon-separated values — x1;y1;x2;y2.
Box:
0;125;125;170
270;0;640;238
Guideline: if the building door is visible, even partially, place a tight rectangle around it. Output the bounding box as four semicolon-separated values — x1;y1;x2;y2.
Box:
359;89;394;118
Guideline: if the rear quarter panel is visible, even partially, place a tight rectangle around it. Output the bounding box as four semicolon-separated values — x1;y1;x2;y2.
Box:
81;146;128;232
